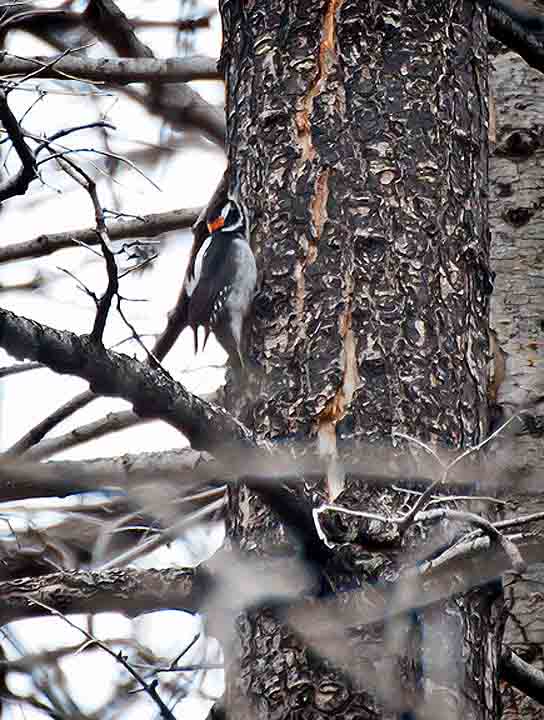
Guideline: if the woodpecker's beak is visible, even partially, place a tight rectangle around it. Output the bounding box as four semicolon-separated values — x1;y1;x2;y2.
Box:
207;216;225;233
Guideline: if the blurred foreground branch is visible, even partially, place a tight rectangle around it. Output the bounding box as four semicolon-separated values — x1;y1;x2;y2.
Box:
500;648;544;706
0;567;209;626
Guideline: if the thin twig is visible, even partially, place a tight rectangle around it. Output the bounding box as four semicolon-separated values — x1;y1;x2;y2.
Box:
0;207;200;265
0;362;43;378
169;633;200;670
394;413;527;532
23;409;144;461
6;390;95;456
90;191;118;342
7;43;100;86
52;153;119;342
0;88;37;200
153;663;224;674
314;500;536;573
414;508;526;573
32;121;117;153
393;431;446;468
30;599;177;720
36;147;161;191
97;496;226;570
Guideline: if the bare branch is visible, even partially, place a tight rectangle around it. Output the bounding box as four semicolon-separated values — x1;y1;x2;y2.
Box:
314;503;527;573
414;508;527;573
0;447;210;502
81;0;226;144
128;82;226;145
52;154;119;342
6;197;197;457
89;186;118;342
0;636;133;673
0;306;254;453
6;390;97;456
34;600;177;719
37;146;162;191
0;89;37;200
97;496;226;570
83;0;163;58
0;566;210;626
484;0;544;76
0;207;201;264
0;5;213;36
0;113;119;202
129;16;214;32
22;409;143;460
287;532;544;674
0;361;43;378
495;510;544;530
0;2;226;144
394;414;526;532
0;53;219;84
500;648;544;706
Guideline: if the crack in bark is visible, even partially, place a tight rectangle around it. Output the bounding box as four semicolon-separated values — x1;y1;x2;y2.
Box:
319;275;358;423
294;168;330;342
309;167;330;261
295;0;344;164
293;2;342;360
294;259;307;342
317;275;359;498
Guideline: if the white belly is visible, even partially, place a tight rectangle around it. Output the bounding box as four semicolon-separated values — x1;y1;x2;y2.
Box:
225;238;257;343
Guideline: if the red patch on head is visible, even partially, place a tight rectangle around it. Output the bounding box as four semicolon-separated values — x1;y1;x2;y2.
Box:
207;216;225;233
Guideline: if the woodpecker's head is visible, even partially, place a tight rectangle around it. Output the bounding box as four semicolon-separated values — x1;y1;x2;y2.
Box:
207;198;245;235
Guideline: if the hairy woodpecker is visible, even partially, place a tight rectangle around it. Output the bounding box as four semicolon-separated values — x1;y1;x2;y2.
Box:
169;198;257;371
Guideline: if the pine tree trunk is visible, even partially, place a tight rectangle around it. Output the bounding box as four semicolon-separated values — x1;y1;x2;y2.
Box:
220;1;503;717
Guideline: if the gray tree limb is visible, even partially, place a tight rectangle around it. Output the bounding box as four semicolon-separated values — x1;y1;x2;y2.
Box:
0;567;210;626
0;447;210;502
0;53;220;84
0;207;201;265
1;529;543;641
500;648;544;706
0;307;254;453
21;409;143;460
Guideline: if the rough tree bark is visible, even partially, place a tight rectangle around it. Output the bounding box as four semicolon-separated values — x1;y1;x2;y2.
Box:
221;1;502;718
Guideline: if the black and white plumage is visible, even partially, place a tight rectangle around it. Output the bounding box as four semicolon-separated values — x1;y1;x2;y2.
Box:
157;198;257;371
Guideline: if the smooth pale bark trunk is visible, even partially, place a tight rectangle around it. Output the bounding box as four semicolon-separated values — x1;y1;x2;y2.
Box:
489;42;544;720
221;1;502;718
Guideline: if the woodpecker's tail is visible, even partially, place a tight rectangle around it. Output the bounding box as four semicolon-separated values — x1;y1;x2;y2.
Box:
152;292;190;362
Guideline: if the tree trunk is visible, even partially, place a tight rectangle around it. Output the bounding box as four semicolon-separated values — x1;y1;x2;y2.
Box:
221;1;502;718
489;40;544;720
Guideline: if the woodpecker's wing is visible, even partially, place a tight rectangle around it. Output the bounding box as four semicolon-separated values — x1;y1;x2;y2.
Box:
188;235;237;332
152;230;211;361
184;230;211;290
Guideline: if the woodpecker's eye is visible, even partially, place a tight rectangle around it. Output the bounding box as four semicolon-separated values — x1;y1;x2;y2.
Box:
207;216;225;233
